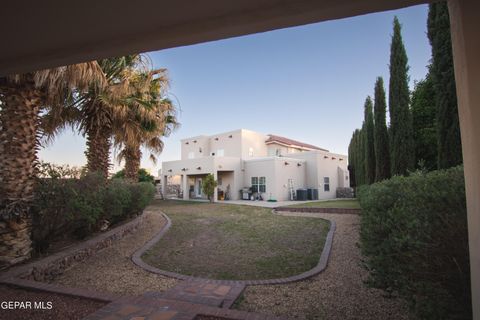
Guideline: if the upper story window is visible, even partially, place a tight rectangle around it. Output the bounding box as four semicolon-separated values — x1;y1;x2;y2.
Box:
217;149;224;157
324;177;330;192
188;152;195;159
249;147;254;157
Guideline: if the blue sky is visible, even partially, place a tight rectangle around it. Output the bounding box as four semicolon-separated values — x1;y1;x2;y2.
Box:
39;4;431;175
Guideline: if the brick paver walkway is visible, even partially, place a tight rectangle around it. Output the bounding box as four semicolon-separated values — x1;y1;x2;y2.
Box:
82;282;283;320
158;280;245;308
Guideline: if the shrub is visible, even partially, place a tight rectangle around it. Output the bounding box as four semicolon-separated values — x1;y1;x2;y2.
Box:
103;178;132;224
32;166;155;252
126;182;156;214
112;168;155;184
359;166;471;320
202;174;218;202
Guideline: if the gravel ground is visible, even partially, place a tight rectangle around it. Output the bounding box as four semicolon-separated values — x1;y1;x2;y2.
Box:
0;284;105;320
52;208;178;295
235;212;413;320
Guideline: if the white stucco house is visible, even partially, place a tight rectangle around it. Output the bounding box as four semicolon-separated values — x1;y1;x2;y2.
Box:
160;129;350;202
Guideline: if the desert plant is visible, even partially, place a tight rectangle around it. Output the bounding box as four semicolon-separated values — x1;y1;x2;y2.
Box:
202;174;218;202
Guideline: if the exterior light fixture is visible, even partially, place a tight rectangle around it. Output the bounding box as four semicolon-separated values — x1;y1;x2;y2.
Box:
284;161;289;165
214;137;219;141
324;156;329;159
193;140;197;143
339;158;344;161
297;163;302;167
185;142;189;145
168;169;172;172
228;135;233;138
332;157;336;160
181;168;188;171
197;167;201;170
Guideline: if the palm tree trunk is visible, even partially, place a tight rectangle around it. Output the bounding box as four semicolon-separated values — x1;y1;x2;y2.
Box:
124;145;141;182
85;125;111;179
0;83;41;269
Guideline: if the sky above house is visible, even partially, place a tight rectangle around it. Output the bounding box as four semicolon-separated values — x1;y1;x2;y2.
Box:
39;4;431;176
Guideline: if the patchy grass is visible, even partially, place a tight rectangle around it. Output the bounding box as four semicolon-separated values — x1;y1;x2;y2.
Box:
287;199;360;209
143;200;329;280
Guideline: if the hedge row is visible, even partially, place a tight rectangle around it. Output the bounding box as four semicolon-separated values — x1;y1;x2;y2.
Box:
32;173;155;253
358;166;471;320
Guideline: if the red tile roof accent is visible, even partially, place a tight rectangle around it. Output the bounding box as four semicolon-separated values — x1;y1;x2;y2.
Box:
265;134;329;152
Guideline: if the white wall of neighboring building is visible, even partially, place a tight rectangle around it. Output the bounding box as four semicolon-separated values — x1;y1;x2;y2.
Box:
293;151;349;200
273;157;306;201
243;157;306;201
181;135;210;160
162;129;349;202
240;129;269;159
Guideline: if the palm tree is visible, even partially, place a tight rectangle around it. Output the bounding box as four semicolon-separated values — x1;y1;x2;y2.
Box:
41;55;148;178
113;70;178;182
0;63;106;269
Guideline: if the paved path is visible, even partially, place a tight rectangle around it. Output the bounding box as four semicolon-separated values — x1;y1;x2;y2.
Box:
82;282;282;320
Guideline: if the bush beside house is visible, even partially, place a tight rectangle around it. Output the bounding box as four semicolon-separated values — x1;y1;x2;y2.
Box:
32;166;155;254
202;174;218;203
358;166;471;320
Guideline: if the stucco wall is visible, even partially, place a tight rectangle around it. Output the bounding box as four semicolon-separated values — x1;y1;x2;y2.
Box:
181;135;210;160
273;158;306;201
240;129;269;158
243;158;277;200
209;129;243;158
244;157;306;201
293;151;349;200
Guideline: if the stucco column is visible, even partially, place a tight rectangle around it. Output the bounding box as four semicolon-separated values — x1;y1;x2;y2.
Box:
213;171;218;203
449;0;480;318
162;175;168;199
182;174;189;200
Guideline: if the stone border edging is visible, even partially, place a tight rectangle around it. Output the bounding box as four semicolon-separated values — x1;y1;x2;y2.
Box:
0;211;147;302
132;211;336;286
275;206;361;214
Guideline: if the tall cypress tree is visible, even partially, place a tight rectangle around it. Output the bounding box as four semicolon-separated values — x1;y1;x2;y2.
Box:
348;132;357;188
363;96;376;184
357;128;366;186
389;16;415;176
411;74;437;171
373;77;390;181
427;2;463;169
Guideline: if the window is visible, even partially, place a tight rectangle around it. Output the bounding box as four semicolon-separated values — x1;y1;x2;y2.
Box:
251;176;266;193
251;177;258;192
217;149;224;157
275;148;281;156
249;147;254;157
324;177;330;192
218;177;223;186
188;151;195;159
259;177;266;192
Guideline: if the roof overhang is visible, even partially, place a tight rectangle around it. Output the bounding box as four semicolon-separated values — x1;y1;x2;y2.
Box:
1;0;428;76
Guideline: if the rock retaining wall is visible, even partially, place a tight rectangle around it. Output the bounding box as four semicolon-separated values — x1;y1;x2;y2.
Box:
0;213;145;283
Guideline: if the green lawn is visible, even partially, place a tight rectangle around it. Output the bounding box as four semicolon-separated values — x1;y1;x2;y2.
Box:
143;200;330;280
287;199;361;209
